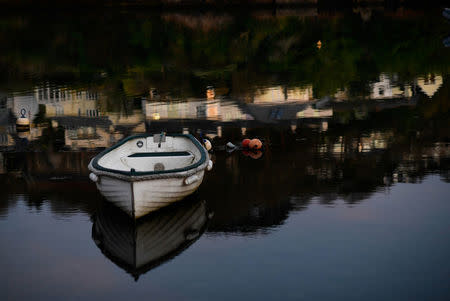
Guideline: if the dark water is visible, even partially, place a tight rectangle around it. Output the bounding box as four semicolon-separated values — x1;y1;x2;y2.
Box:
1;5;450;300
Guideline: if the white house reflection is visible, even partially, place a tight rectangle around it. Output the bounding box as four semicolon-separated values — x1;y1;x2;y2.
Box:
417;74;443;98
0;72;442;151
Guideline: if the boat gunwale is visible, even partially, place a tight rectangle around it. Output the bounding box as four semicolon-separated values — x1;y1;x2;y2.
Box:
90;133;207;177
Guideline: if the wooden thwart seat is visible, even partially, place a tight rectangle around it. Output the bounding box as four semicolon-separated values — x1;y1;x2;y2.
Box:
128;151;191;158
122;151;195;171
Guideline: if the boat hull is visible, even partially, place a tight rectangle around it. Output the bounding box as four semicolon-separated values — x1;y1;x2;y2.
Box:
95;170;205;219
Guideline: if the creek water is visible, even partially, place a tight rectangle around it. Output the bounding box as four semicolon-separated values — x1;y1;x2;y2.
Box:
0;6;449;300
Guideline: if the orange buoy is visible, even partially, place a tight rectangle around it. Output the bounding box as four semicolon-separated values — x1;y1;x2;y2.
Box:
249;138;262;150
242;138;251;148
249;150;263;160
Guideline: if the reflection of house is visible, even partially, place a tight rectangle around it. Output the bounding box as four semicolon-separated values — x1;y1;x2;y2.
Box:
34;86;146;149
417;74;443;98
386;142;450;184
2;86;146;150
65;127;113;149
2;87;101;125
152;95;333;126
0;133;14;148
145;99;250;122
321;131;394;158
0;91;43;148
246;96;332;124
358;132;393;153
144;98;252;138
245;102;306;123
107;110;146;133
253;85;313;104
35;86;99;117
296;106;333;118
370;74;412;99
7;94;39;119
54;116;114;149
33;86;110;149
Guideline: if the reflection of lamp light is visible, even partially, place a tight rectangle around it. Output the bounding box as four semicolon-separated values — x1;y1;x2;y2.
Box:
317;40;322;49
206;86;215;99
152;113;160;120
17;131;30;139
149;89;158;99
290;124;297;133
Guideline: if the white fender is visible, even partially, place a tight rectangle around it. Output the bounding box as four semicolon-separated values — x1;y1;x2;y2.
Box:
207;159;213;171
226;142;236;149
89;173;98;183
203;139;212;151
184;174;200;185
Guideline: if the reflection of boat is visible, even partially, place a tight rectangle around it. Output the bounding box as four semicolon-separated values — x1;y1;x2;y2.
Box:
92;198;212;280
88;133;212;219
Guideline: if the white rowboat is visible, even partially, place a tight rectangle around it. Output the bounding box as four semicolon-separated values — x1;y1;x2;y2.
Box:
88;133;212;219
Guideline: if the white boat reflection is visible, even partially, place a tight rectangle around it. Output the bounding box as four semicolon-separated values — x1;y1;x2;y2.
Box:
92;198;213;280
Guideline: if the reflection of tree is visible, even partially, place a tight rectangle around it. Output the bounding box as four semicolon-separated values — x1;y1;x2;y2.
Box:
0;175;101;219
1;11;449;99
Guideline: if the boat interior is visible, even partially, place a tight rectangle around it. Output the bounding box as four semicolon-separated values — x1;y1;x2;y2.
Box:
97;135;203;173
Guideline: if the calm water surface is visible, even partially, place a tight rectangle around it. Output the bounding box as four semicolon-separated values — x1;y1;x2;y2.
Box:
1;5;450;300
